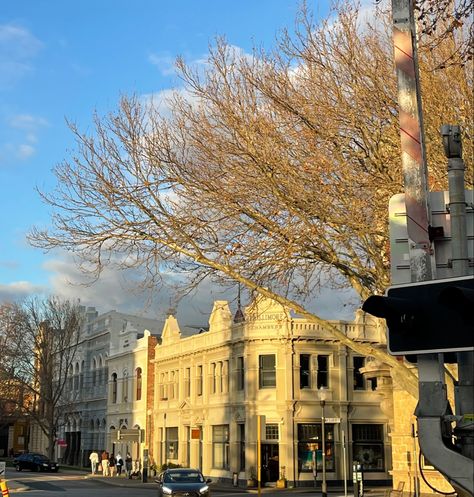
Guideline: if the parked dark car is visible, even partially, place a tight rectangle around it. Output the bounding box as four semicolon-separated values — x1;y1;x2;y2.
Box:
14;453;59;472
155;468;211;496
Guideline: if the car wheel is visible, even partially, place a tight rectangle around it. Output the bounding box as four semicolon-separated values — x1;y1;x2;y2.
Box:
15;464;21;472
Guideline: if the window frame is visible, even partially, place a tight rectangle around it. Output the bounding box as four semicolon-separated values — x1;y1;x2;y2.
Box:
300;354;311;389
259;354;276;389
353;356;366;390
352;424;385;472
212;424;230;469
317;355;329;389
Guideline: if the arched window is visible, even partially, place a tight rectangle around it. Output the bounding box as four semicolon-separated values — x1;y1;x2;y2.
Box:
74;363;80;390
136;367;142;401
80;360;85;391
111;373;117;403
92;358;97;386
122;370;129;402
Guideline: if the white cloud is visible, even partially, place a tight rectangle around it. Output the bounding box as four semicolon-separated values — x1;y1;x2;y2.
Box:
17;143;35;159
9;114;49;130
40;248;358;331
0;23;43;88
0;280;47;302
148;53;176;76
0;113;49;164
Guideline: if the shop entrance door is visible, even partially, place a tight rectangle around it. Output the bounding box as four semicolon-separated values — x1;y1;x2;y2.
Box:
261;443;279;483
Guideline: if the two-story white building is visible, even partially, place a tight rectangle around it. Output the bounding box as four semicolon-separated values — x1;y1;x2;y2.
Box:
151;296;392;487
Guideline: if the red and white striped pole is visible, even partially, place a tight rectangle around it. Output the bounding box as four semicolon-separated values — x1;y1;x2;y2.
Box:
391;0;435;282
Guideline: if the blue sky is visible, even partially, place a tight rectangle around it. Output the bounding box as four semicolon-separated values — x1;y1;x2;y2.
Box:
0;0;361;322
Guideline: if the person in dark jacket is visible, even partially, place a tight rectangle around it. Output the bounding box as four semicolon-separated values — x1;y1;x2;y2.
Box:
109;454;116;477
125;452;132;478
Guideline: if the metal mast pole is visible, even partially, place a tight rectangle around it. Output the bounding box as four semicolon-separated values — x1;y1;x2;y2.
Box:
390;1;473;494
441;125;474;463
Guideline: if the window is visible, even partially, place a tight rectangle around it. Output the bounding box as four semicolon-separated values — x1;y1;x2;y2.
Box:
238;424;245;471
259;354;276;388
184;367;191;397
368;377;377;391
317;355;329;388
265;424;279;440
222;360;229;393
92;359;97;387
170;371;175;399
159;372;168;400
297;423;335;472
111;373;117;404
212;425;229;469
236;356;244;391
196;365;203;396
300;354;311;389
122;371;128;402
352;424;384;471
166;427;179;460
136;367;142;401
353;357;366;390
211;363;217;394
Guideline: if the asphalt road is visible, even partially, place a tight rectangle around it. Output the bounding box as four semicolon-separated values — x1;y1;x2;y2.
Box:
3;468;317;497
5;468;378;497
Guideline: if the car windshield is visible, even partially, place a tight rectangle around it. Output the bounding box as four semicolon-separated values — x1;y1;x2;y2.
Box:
34;455;49;461
164;471;204;483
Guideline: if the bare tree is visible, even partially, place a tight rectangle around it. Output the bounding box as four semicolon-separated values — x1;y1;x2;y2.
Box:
0;298;83;460
29;3;472;398
415;0;473;68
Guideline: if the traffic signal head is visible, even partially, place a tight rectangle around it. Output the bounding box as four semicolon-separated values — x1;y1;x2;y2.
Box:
362;276;474;355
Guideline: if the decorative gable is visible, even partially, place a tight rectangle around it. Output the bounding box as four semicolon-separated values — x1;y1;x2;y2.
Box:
208;301;232;332
161;315;181;344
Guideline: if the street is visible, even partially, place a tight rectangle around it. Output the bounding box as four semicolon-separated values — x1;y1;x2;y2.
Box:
0;468;286;497
3;468;353;497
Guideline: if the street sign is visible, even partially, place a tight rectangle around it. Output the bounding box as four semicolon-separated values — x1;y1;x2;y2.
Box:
324;418;341;424
117;428;143;441
389;190;474;284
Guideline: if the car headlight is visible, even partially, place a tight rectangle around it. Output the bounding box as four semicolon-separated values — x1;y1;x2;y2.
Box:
43;463;48;467
162;486;173;495
199;485;209;494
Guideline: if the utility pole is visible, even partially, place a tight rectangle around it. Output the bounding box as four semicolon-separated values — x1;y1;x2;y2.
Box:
441;124;474;463
385;2;474;495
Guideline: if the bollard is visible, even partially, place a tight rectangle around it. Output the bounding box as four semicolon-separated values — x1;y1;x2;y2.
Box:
0;479;10;497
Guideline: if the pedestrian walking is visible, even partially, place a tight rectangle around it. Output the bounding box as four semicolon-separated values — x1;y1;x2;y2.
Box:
101;450;110;477
116;453;123;476
109;454;116;477
89;450;99;475
125;452;132;479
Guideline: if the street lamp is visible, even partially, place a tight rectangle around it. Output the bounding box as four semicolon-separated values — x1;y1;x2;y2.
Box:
318;387;328;497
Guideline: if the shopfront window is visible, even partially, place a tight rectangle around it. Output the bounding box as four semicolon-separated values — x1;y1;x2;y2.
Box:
212;425;229;469
297;423;335;472
352;424;384;471
166;427;179;460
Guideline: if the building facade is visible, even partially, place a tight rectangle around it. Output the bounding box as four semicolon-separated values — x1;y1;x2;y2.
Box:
56;308;162;466
106;326;158;465
151;296;392;487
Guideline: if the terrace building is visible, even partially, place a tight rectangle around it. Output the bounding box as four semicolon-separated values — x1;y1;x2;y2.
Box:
151;296;392;487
